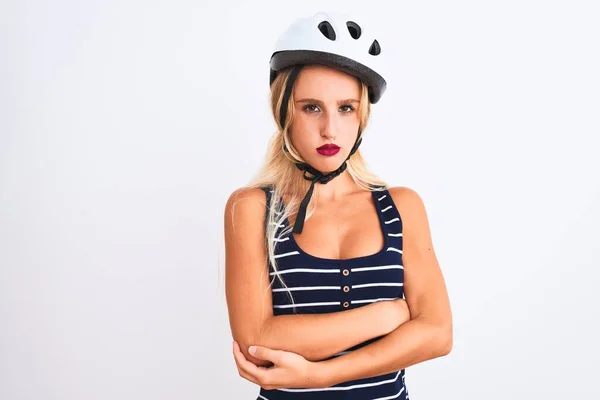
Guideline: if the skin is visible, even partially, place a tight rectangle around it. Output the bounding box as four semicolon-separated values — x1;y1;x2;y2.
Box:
226;65;452;389
289;64;363;176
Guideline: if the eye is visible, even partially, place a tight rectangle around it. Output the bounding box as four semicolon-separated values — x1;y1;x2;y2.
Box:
302;104;321;113
339;105;355;113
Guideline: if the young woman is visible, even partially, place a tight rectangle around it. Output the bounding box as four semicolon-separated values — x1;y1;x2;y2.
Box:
224;12;452;400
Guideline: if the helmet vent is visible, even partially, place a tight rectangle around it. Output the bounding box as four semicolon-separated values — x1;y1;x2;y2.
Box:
346;21;361;39
369;39;381;55
318;21;336;40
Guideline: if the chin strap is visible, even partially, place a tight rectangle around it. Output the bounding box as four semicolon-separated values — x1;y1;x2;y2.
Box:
291;136;362;234
279;65;363;234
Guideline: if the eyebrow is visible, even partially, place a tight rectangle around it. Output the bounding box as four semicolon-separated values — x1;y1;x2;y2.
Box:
295;98;360;105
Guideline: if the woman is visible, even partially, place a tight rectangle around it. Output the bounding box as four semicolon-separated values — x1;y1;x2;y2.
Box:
224;12;452;399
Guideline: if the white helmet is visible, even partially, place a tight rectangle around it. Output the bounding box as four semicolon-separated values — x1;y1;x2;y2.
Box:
269;12;387;103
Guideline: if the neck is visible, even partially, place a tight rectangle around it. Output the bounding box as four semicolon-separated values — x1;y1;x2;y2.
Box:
311;169;357;202
288;159;358;234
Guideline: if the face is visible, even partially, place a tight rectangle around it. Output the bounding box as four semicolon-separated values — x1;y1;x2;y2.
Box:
288;65;362;173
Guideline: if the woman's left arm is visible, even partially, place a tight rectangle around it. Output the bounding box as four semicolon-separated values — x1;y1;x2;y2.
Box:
232;187;453;389
318;186;453;385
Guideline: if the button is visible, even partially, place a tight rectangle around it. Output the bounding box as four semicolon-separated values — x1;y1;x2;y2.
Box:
343;285;350;293
342;269;350;276
343;301;350;308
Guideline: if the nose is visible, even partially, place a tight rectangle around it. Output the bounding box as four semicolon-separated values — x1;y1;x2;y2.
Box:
320;112;338;141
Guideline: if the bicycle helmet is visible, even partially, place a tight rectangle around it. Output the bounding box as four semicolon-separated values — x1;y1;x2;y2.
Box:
270;11;387;103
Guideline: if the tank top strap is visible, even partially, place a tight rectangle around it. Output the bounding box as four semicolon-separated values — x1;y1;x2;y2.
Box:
371;187;404;254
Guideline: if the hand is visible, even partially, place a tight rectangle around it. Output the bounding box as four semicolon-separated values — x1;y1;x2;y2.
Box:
232;341;325;390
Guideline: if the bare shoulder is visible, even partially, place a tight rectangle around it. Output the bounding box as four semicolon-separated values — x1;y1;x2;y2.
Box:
387;186;433;246
223;186;268;230
224;186;268;213
386;186;428;218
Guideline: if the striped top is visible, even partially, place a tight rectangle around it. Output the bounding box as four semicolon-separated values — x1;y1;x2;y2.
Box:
257;186;409;400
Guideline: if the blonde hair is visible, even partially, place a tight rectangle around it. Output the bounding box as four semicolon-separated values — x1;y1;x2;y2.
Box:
247;65;388;306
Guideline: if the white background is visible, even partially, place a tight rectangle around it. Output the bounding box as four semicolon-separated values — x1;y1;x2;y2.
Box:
2;1;599;399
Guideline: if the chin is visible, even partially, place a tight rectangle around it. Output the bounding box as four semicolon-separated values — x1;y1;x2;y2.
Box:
307;155;345;173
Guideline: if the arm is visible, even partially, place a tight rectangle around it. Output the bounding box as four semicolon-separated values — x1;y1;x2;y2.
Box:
224;187;410;366
317;187;453;386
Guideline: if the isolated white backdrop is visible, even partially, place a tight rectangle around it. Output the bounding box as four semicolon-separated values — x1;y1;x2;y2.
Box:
1;0;599;399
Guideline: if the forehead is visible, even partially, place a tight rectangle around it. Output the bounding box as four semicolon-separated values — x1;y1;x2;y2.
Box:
293;65;361;98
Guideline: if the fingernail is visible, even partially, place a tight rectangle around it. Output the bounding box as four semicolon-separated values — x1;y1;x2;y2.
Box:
249;345;256;355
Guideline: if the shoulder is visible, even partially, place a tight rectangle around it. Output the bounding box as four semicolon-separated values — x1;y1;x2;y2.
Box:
386;186;428;215
223;186;269;230
386;186;432;234
225;186;268;209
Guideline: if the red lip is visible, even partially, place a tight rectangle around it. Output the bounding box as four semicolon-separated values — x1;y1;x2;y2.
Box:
317;144;340;156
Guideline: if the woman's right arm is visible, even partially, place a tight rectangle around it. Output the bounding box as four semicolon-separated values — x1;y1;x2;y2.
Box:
224;187;410;367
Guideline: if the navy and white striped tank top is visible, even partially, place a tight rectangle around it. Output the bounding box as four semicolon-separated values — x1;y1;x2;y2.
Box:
257;186;409;400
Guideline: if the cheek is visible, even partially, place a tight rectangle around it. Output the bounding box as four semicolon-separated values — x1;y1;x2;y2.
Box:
340;115;361;136
342;114;360;128
290;116;317;146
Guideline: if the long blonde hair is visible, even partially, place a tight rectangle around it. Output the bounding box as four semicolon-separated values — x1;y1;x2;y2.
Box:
247;65;388;304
